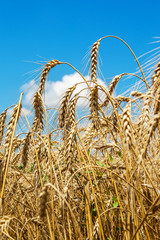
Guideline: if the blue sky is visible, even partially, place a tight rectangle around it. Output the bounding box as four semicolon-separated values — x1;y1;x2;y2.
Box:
0;0;160;112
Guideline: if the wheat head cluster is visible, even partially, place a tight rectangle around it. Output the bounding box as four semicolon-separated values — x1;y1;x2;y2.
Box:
0;36;159;240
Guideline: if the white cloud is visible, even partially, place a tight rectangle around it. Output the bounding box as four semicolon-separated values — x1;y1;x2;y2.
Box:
21;107;32;117
21;80;38;106
21;72;107;108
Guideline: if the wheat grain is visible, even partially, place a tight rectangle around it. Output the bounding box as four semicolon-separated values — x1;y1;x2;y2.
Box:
131;91;143;98
114;95;130;103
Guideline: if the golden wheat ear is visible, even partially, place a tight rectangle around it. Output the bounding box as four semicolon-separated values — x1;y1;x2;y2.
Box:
32;91;44;132
101;74;124;107
39;184;48;219
0;110;7;145
39;60;61;95
89;85;100;129
33;60;61;132
64;94;78;133
91;41;100;83
21;132;31;169
152;62;160;114
59;85;76;128
122;102;132;149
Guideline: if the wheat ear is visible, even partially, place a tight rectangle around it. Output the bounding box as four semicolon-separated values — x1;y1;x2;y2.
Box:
152;62;160;91
59;86;76;128
65;125;76;164
101;74;123;107
89;85;100;129
39;185;48;219
33;91;44;132
33;60;60;132
39;60;60;95
141;114;160;157
122;102;132;148
141;89;152;133
152;62;160;133
91;41;100;83
4;105;22;159
0;110;7;145
21;132;31;169
82;124;96;148
65;95;78;129
114;95;130;103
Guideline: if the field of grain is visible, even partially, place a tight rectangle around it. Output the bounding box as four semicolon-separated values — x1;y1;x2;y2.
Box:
0;36;159;239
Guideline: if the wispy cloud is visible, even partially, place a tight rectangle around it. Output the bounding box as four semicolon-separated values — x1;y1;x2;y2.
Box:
21;107;32;117
21;80;38;106
21;72;107;108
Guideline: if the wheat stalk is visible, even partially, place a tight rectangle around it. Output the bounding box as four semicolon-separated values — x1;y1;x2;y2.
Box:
0;93;22;214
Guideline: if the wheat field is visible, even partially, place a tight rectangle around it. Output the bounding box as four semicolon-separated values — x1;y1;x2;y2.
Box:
0;36;159;239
